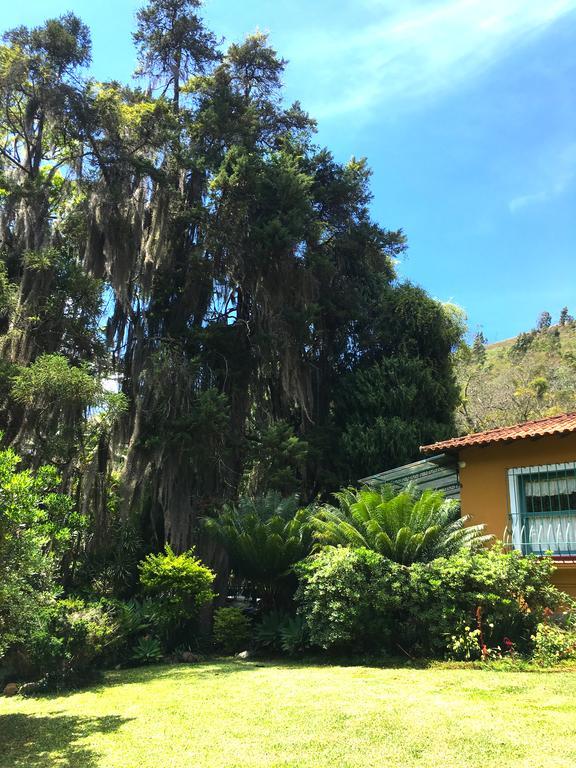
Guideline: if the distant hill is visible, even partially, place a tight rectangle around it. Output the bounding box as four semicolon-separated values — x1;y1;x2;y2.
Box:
454;322;576;434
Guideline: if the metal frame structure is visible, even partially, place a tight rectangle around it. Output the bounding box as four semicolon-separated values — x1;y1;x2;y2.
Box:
359;453;460;499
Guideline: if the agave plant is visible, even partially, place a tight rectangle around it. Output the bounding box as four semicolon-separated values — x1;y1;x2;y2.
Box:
311;484;492;565
132;635;163;665
203;492;313;602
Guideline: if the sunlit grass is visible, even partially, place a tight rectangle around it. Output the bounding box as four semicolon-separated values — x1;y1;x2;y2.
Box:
1;660;575;767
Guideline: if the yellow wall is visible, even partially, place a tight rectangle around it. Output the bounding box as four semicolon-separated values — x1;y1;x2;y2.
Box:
459;433;576;596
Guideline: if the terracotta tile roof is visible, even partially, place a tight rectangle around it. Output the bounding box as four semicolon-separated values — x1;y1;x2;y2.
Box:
420;412;576;455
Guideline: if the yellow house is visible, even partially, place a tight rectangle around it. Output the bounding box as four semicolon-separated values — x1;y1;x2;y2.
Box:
420;412;576;597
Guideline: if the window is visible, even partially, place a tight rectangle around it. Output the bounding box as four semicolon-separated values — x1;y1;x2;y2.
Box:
507;462;576;557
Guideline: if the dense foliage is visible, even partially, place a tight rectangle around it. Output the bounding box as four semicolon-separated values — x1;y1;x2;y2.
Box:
0;445;77;657
295;546;565;658
0;437;572;686
203;492;313;605
0;2;461;572
3;2;572;689
311;485;491;564
15;597;117;686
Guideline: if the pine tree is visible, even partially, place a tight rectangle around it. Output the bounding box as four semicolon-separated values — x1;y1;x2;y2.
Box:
471;331;487;364
537;311;552;331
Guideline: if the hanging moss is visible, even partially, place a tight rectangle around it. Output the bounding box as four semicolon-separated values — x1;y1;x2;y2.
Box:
0;5;461;562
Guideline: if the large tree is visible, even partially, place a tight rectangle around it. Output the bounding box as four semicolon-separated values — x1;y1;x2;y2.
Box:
0;5;462;564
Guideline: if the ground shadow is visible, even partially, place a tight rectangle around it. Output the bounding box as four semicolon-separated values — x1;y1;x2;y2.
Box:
84;659;261;694
41;657;435;699
0;712;130;768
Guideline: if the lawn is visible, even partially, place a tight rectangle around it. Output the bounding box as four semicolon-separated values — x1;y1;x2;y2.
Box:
1;661;576;768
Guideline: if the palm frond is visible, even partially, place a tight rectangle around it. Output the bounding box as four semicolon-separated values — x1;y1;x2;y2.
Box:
309;483;491;564
203;492;313;586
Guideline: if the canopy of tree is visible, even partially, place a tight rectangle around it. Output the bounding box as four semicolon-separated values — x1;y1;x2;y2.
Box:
0;2;461;560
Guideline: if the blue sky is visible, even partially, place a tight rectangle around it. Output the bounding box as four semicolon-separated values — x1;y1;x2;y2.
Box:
4;0;576;342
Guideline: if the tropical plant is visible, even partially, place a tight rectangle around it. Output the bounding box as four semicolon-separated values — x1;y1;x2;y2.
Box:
253;610;286;650
132;635;164;665
203;493;313;603
104;599;150;662
279;615;308;655
253;610;308;654
310;484;491;565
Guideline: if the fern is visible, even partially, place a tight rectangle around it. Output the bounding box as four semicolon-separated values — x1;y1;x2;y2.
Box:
203;493;313;594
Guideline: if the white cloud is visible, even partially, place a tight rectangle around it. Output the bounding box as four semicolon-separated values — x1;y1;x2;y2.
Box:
508;142;576;212
282;0;576;119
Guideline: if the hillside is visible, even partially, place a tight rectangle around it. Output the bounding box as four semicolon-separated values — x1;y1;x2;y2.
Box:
454;321;576;434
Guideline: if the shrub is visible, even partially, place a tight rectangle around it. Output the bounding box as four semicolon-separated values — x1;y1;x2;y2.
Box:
139;545;215;608
532;609;576;665
213;607;251;654
406;546;562;658
295;545;565;658
138;545;215;646
295;548;405;651
11;597;117;687
0;446;74;660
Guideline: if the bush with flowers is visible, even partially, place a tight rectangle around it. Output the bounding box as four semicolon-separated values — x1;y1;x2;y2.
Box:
531;606;576;665
296;544;566;659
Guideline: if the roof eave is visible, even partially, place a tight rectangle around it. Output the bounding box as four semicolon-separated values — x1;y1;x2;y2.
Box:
420;422;576;455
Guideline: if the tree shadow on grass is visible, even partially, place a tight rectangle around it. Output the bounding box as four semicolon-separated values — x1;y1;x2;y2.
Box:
15;661;266;702
84;659;261;693
0;712;130;768
65;657;432;697
18;657;436;705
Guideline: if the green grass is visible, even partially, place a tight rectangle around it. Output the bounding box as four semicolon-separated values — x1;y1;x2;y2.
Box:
1;660;576;767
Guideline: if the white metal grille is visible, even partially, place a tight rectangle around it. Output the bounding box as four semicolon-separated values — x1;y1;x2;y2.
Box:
504;462;576;562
